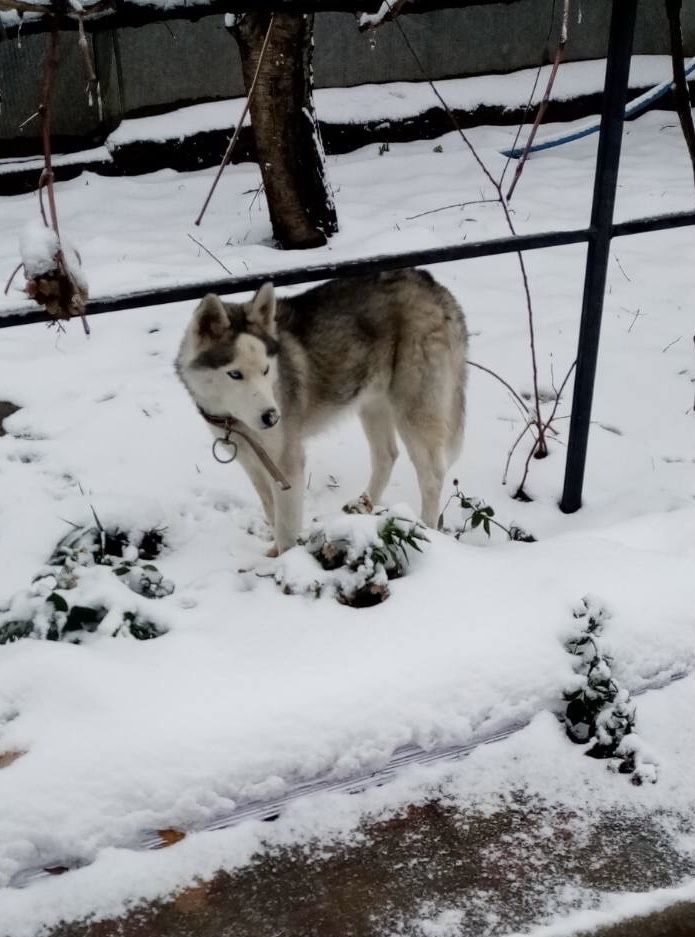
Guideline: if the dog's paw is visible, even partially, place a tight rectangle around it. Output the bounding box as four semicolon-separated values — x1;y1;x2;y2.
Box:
342;493;374;515
265;544;280;558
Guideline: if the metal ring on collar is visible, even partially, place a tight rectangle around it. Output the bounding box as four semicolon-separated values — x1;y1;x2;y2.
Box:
212;435;238;464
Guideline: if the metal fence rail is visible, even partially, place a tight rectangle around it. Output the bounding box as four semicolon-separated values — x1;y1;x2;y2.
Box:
3;211;695;329
1;0;693;514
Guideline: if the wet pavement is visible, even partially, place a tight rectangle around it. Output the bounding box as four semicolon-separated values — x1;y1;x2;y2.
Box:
49;798;695;937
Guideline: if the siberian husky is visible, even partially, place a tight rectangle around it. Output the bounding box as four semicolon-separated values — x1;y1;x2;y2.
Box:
176;269;468;554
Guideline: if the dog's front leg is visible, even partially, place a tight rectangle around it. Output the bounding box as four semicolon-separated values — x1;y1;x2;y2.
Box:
273;441;305;553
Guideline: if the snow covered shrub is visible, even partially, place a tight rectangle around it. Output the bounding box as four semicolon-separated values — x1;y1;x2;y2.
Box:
438;481;536;543
0;521;171;645
563;596;657;785
16;222;88;325
274;506;429;607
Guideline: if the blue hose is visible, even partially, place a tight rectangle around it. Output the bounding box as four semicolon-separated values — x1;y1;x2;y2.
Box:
502;58;695;159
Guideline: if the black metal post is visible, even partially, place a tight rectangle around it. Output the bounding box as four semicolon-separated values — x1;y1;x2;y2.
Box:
560;0;638;513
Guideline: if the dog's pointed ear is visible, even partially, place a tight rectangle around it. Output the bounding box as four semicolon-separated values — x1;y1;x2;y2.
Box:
248;282;276;334
193;294;228;340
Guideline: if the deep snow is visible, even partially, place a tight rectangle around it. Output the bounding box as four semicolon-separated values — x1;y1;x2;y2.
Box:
0;85;694;934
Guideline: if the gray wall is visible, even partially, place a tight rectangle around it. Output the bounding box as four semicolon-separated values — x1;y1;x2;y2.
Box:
2;1;694;154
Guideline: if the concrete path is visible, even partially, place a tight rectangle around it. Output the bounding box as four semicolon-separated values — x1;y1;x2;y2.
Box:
49;798;695;937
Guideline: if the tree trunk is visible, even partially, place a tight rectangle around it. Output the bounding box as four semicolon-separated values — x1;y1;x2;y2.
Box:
231;13;338;250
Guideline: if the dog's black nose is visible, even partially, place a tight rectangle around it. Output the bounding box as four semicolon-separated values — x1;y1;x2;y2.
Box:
261;408;279;428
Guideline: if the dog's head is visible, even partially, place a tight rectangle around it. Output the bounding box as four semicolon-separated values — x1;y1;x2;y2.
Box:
179;283;281;431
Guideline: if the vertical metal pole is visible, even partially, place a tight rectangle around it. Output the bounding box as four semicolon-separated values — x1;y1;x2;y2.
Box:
560;0;638;513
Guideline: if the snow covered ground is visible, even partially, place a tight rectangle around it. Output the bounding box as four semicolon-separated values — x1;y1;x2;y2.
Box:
1;96;694;935
104;55;677;147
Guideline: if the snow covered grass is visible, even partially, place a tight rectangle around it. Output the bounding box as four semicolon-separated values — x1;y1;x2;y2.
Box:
0;101;694;933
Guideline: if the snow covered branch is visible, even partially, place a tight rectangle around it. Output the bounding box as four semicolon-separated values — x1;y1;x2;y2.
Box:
358;0;402;29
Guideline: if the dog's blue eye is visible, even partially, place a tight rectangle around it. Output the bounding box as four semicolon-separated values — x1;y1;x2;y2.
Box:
227;370;243;380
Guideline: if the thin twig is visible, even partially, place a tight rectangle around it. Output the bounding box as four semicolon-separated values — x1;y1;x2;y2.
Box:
627;307;642;333
503;420;535;486
186;233;234;275
467;359;530;415
506;0;571;202
248;182;265;213
542;359;576;433
389;7;548;461
507;391;533;426
405;198;497;220
195;14;275;226
37;171;50;227
4;262;23;295
614;254;631;281
18;110;40;130
662;336;682;353
512;360;575;498
39;24;61;240
513;438;539;501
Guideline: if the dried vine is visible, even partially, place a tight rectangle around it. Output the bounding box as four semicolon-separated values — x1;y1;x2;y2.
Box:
6;21;90;331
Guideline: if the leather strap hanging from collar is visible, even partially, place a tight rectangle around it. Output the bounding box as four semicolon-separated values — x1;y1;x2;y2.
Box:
197;407;291;491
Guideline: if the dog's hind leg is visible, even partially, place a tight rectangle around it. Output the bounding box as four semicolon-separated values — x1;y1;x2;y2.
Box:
393;413;447;528
359;398;399;505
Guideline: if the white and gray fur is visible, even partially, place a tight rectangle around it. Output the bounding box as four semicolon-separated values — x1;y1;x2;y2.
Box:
176;269;468;553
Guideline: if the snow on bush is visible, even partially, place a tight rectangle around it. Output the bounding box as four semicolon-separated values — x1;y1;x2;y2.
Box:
16;221;88;322
273;504;429;607
0;519;171;644
18;222;60;279
563;596;658;785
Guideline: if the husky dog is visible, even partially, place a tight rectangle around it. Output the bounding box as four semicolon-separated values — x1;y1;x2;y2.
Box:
176;269;468;554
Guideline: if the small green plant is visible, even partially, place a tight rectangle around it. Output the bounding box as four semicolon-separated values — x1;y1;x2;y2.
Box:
432;144;443;153
564;600;623;746
0;516;172;645
438;481;536;542
563;596;656;785
370;515;429;577
378;141;390;155
275;508;429;608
